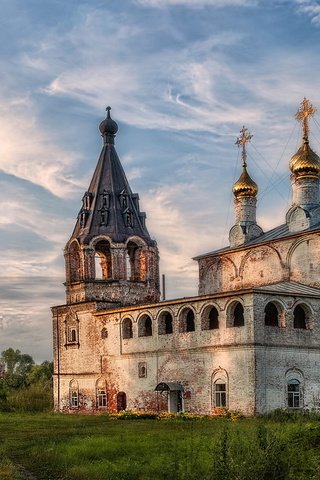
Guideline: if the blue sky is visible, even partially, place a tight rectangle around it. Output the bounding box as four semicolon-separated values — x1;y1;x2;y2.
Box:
1;0;320;361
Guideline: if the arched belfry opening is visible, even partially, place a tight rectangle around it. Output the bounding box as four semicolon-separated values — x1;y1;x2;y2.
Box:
63;107;160;306
126;240;139;280
94;239;112;280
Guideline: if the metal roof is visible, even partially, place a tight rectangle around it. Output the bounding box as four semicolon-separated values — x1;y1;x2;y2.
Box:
194;221;320;259
68;109;154;246
253;281;320;297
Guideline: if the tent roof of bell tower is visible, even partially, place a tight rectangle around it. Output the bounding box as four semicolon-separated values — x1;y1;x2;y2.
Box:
68;108;155;246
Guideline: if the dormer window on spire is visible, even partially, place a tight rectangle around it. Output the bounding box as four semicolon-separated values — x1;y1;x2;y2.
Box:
79;210;89;228
123;208;134;227
101;190;110;208
119;190;128;209
83;192;93;210
100;208;108;225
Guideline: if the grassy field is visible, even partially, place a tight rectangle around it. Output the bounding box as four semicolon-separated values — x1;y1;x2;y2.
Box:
0;412;320;480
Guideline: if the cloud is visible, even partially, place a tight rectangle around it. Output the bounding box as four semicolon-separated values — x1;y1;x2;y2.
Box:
0;96;83;198
144;180;230;297
135;0;257;7
292;0;320;25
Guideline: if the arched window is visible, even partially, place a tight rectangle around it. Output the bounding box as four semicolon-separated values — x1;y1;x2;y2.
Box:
122;318;133;339
264;302;279;327
293;305;307;329
287;379;300;408
96;379;107;408
94;240;112;280
138;314;152;337
214;380;227;408
202;306;219;330
233;302;244;327
179;308;195;333
158;312;173;335
69;380;79;408
117;392;127;412
212;369;228;409
65;314;79;346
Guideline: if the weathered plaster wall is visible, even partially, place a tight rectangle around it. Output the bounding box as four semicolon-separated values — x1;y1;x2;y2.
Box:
53;289;320;415
198;231;320;295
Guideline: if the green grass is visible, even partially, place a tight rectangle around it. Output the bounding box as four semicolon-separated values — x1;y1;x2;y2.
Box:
0;412;319;480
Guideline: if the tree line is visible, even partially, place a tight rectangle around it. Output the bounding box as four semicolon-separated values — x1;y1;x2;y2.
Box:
0;348;53;412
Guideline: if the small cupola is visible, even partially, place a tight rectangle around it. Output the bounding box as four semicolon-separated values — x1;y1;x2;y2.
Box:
99;106;119;144
229;126;263;247
232;126;258;199
286;98;320;232
233;166;258;198
289;98;320;179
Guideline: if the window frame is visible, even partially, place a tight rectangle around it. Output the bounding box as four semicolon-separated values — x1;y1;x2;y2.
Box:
287;379;301;409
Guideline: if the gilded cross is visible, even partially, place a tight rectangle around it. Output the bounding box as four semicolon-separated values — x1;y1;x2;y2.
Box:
295;97;317;139
235;126;253;167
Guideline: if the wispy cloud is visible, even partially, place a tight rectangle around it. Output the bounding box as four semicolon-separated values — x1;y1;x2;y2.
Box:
0;96;82;198
135;0;257;7
292;0;320;25
1;0;320;361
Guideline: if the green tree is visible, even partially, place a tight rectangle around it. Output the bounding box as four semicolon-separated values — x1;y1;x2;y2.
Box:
1;348;34;388
27;361;53;387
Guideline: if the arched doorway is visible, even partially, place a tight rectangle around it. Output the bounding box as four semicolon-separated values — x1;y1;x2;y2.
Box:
117;391;127;412
155;382;184;413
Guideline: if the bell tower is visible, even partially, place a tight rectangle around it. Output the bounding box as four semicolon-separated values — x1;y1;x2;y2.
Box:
64;107;160;308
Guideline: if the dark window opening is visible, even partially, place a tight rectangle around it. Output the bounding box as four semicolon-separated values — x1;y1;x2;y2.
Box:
138;315;152;337
264;302;279;327
208;307;219;329
122;318;133;339
186;310;195;332
294;305;307;329
158;312;173;335
233;303;244;327
165;313;173;334
145;317;152;336
70;329;77;342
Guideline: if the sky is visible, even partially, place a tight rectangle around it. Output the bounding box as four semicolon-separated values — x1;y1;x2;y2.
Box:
1;0;320;362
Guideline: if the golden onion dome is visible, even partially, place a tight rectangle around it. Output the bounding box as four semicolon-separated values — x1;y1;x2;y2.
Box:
289;138;320;178
232;165;258;198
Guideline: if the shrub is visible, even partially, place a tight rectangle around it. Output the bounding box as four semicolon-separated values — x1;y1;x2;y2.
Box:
6;384;52;412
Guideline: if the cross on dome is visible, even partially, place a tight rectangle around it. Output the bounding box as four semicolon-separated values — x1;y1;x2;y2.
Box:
235;126;253;168
295;97;317;140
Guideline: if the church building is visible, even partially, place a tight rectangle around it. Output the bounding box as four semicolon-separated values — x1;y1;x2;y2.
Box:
52;99;320;415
